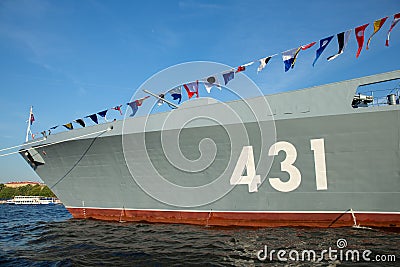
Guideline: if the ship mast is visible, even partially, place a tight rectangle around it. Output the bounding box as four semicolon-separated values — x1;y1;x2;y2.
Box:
25;106;33;142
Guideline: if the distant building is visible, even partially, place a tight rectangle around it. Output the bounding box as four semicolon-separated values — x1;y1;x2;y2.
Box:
4;181;44;188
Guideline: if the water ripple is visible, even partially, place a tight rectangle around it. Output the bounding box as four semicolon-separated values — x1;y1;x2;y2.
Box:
0;205;399;266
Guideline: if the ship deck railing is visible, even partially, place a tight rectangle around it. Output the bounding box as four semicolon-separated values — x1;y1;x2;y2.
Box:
355;87;400;108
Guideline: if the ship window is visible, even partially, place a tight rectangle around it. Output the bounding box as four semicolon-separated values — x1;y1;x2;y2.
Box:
353;79;400;108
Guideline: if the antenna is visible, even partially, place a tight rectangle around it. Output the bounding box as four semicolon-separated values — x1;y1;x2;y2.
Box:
142;89;179;108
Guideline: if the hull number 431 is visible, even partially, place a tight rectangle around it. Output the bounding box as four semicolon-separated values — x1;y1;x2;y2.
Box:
230;138;328;193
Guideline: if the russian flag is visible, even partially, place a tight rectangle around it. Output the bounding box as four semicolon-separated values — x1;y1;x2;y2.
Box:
29;113;35;125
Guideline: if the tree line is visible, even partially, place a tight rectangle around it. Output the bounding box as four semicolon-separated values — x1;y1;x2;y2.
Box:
0;184;56;199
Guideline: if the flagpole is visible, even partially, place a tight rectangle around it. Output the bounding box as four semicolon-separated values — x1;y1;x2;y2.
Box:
25;106;32;142
142;89;179;108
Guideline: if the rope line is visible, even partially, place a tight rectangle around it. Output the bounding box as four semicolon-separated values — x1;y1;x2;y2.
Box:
0;128;111;157
0;138;46;153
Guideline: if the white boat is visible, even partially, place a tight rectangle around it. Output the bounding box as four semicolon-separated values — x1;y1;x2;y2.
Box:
6;195;57;205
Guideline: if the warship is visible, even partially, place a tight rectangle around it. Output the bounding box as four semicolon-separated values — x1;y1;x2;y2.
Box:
19;70;400;228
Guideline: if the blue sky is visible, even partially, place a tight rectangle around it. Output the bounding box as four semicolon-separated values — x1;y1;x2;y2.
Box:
0;0;399;183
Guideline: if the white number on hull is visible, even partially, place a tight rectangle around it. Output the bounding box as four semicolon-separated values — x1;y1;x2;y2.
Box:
310;138;328;190
268;141;301;192
230;146;261;192
230;139;328;192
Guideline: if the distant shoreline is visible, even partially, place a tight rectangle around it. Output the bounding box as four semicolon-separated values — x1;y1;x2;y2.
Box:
0;182;56;200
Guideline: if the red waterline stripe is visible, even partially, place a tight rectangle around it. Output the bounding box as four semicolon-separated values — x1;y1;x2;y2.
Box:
66;207;400;228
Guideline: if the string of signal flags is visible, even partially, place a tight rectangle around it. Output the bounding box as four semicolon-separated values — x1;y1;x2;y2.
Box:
30;12;400;139
158;12;400;104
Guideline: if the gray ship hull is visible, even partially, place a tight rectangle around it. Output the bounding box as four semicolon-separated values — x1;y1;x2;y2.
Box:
20;71;400;227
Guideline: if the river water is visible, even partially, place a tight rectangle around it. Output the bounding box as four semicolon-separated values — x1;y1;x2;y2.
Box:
0;205;399;266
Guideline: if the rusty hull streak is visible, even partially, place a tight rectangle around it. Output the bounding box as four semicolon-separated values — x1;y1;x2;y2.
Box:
67;208;399;228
